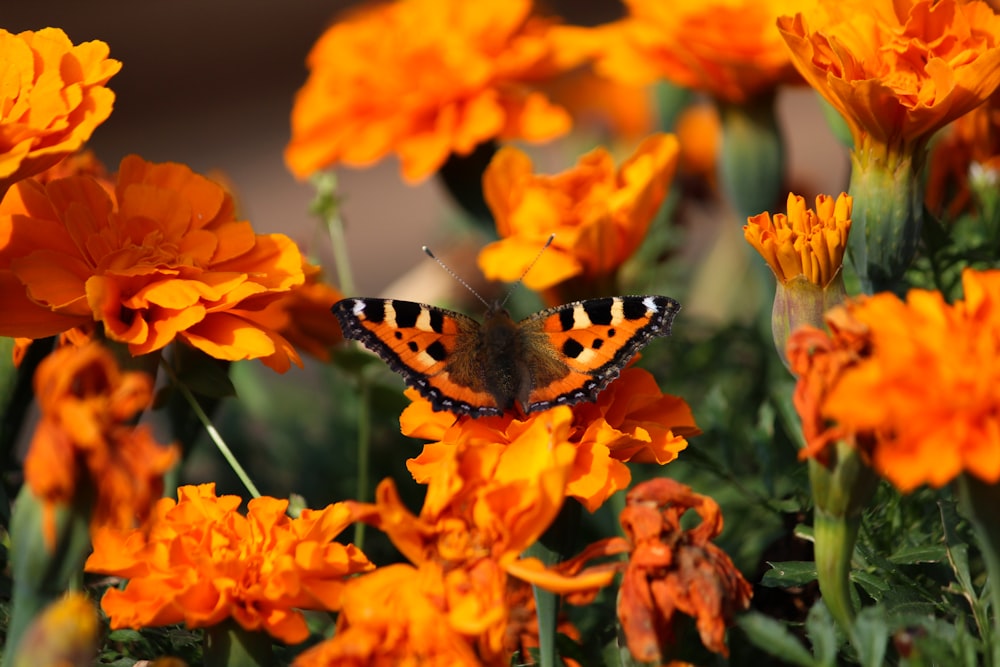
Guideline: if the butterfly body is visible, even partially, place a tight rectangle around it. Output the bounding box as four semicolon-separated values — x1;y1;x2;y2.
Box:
332;295;680;418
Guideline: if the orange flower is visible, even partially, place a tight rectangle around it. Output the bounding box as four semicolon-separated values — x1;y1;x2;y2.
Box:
778;0;1000;156
746;192;853;367
251;262;344;362
24;341;178;544
745;193;852;288
348;408;619;663
786;307;874;464
9;593;99;667
85;483;373;644
576;0;804;103
286;0;578;183
615;478;752;660
402;367;698;512
478;134;679;294
0;155;306;372
675;103;721;190
292;564;484;667
0;28;120;195
821;269;1000;491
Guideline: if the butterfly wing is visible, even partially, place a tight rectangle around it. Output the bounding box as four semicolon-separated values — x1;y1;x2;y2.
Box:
519;295;680;413
332;298;504;417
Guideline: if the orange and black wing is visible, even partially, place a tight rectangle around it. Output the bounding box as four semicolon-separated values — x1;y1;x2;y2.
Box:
332;298;503;417
519;295;680;413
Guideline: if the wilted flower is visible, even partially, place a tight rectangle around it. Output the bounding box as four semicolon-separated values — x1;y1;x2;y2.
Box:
616;478;752;660
25;341;177;544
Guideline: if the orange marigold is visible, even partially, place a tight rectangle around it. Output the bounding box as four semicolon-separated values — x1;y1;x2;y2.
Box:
250;262;344;362
0;155;306;372
402;367;698;512
615;478;752;660
0;28;120;196
85;483;373;644
821;269;1000;491
293;564;484;667
286;0;578;183
778;0;1000;155
745;193;852;288
786;306;874;464
348;408;620;663
25;341;178;544
573;0;804;103
478;134;679;294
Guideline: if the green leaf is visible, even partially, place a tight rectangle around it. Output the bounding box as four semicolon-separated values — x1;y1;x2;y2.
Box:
805;602;839;667
107;629;145;643
851;569;891;602
736;612;818;667
850;606;889;667
888;545;949;565
761;561;818;587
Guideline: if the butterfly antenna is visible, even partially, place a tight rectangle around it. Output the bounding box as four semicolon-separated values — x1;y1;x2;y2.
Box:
498;233;555;307
422;245;491;309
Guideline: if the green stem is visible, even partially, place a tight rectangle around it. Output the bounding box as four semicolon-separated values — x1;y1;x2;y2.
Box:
352;369;372;550
311;172;356;297
808;443;879;633
957;474;1000;666
161;361;260;499
203;619;274;667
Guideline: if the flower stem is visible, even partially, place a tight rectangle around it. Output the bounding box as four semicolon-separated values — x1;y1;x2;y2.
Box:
808;442;878;633
311;172;356;297
203;620;273;667
352;369;372;550
161;361;260;499
957;474;1000;666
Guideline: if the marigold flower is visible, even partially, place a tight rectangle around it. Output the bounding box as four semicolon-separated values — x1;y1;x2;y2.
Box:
85;483;373;644
778;0;1000;156
745;193;852;288
478;134;679;294
0;155;306;372
746;192;852;367
251;262;343;362
25;341;178;544
615;478;752;660
348;409;620;663
0;28;120;196
401;367;698;512
786;307;874;464
286;0;578;183
293;564;484;667
821;269;1000;491
575;0;804;103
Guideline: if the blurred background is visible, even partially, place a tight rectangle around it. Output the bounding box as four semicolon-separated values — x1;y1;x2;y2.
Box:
5;1;845;297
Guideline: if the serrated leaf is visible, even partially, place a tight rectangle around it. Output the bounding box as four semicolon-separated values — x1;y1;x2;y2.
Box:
761;561;818;587
850;606;889;667
889;545;949;565
736;612;818;667
851;570;891;601
805;602;839;667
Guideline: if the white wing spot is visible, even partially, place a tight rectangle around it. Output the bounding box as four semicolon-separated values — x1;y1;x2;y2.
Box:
352;300;366;316
643;296;658;312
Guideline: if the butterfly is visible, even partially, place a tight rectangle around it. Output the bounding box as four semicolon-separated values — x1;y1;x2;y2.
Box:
331;293;680;418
